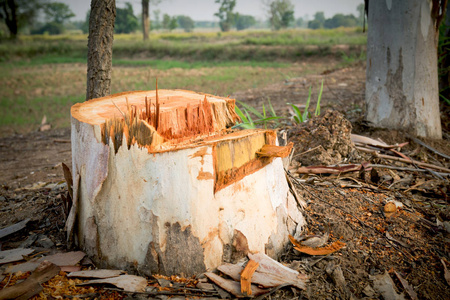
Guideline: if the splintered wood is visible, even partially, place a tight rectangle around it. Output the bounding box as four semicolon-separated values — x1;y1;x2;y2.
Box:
70;90;240;152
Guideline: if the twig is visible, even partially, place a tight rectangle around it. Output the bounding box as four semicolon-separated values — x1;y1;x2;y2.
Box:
2;274;12;290
369;164;450;176
104;287;219;297
357;146;450;173
293;145;322;159
254;283;292;300
53;139;71;143
407;134;450;160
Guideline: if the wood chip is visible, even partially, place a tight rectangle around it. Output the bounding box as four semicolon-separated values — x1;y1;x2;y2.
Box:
256;143;293;158
218;263;301;289
205;272;268;298
0;218;30;240
0;261;60;300
4;251;85;274
78;274;147;292
248;252;307;289
0;248;34;265
68;269;125;279
289;235;345;256
240;260;259;296
41;251;86;267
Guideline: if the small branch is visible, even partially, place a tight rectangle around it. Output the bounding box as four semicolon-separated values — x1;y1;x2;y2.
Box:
369;164;450;177
357;146;450;173
293;145;322;158
407;134;450;160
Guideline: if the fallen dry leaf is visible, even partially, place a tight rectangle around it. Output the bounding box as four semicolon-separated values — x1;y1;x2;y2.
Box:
289;235;345;255
394;271;418;300
370;271;406;300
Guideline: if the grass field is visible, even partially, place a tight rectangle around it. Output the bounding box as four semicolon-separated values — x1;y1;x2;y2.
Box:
0;28;367;136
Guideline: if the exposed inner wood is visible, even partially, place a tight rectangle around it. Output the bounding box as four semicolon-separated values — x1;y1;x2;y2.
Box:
214;131;277;192
71;90;240;152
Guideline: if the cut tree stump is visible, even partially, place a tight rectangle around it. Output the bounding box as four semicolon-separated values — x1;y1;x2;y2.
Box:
68;89;305;276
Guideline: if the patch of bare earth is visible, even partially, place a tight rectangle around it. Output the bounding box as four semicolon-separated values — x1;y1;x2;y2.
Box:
1;61;449;299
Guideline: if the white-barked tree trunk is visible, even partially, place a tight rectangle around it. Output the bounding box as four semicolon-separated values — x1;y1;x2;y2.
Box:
366;0;443;139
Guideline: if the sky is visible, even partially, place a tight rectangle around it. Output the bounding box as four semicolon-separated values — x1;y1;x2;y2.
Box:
61;0;363;22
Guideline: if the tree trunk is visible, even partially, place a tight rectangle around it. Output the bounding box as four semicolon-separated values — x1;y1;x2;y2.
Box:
2;0;18;39
86;0;116;100
366;0;442;139
142;0;149;40
68;90;305;276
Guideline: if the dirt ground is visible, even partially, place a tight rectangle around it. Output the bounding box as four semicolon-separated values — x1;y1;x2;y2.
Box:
1;60;450;299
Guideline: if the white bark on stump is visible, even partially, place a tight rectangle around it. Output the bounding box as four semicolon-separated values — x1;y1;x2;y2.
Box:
366;0;442;139
68;90;305;276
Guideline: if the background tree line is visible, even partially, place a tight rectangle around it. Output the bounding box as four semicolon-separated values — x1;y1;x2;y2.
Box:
0;0;365;39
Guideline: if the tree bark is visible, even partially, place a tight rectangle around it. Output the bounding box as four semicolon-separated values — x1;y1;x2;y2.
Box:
86;0;116;101
366;0;442;139
142;0;149;40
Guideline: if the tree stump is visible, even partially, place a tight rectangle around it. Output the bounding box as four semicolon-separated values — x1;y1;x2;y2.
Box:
68;89;305;276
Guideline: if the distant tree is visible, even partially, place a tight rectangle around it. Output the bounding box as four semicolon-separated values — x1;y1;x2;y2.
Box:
142;0;161;40
162;13;177;31
195;21;218;28
169;15;177;31
0;0;45;39
307;19;321;29
323;14;357;29
295;17;304;28
308;11;325;29
152;9;161;30
115;2;138;34
214;0;236;32
266;0;294;30
162;13;170;30
177;15;194;32
235;14;256;30
313;12;325;23
32;2;75;35
69;20;85;31
356;3;364;27
43;2;74;24
82;10;90;34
